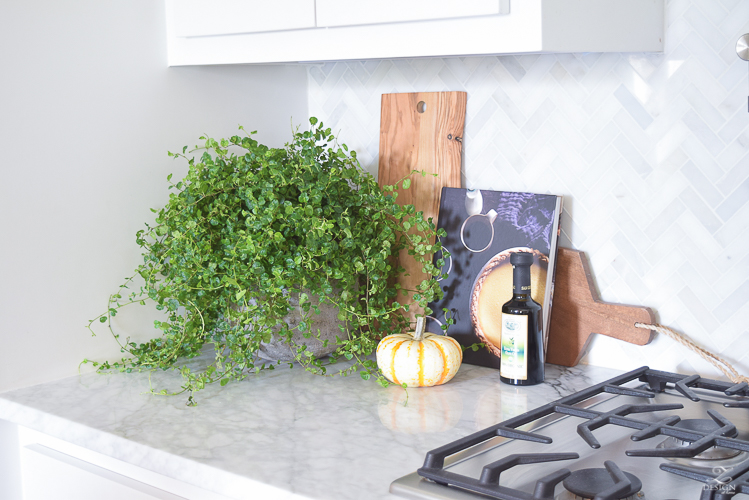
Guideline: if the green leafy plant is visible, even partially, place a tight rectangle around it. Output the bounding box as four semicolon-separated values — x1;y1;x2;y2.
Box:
85;118;448;402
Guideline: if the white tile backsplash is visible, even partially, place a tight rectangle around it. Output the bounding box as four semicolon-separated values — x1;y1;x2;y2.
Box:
307;0;749;379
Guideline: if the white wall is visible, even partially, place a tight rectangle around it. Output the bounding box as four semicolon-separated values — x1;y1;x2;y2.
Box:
308;1;749;379
0;1;308;392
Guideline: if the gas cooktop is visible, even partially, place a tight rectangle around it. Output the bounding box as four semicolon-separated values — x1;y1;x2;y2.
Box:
391;366;749;500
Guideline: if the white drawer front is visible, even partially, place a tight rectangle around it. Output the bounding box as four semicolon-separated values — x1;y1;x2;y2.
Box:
21;444;186;500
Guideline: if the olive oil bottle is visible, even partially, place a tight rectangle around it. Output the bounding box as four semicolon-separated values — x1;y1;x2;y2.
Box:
499;252;544;385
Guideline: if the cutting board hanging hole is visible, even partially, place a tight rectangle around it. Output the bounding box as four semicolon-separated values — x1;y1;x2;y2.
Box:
416;101;427;113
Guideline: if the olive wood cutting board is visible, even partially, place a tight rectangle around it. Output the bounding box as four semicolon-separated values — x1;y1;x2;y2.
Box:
378;91;466;319
546;247;656;367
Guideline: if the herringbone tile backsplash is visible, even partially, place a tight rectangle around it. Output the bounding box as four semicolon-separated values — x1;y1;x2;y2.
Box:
308;0;749;379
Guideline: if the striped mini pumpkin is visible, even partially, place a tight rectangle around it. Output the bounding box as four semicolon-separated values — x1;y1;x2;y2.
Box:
376;317;462;387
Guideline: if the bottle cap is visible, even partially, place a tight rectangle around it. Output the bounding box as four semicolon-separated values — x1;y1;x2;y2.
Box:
510;252;533;267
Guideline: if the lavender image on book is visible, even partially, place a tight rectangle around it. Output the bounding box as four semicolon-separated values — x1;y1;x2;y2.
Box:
427;188;562;369
496;192;556;249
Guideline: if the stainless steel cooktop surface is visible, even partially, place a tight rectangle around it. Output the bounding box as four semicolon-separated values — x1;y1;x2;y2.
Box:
391;368;749;500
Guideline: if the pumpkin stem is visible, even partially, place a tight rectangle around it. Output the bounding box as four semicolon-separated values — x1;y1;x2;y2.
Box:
413;316;425;341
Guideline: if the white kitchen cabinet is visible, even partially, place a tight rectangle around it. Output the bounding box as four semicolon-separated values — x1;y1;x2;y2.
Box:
13;425;232;500
315;0;510;28
21;444;185;500
0;419;22;500
165;0;664;66
172;0;315;37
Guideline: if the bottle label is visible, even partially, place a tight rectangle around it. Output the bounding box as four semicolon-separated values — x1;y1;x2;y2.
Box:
500;313;528;380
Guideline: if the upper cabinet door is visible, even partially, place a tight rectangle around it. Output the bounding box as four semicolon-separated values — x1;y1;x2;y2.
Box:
316;0;510;28
172;0;316;37
165;0;664;66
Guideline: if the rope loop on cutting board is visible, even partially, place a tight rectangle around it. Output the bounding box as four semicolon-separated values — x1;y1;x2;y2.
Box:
635;323;749;384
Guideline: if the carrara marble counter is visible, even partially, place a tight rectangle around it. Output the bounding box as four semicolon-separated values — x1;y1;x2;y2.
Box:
0;361;625;500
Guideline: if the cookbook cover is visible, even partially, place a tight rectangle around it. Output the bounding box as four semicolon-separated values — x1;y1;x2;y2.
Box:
426;187;563;369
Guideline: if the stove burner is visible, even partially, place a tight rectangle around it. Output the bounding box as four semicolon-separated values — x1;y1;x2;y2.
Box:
674;418;728;434
669;420;744;460
562;462;642;500
406;367;749;500
627;409;749;459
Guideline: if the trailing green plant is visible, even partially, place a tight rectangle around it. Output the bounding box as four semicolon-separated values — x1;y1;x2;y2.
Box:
85;118;448;402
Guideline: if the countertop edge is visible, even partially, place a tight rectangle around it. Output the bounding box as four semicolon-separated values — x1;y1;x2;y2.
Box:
0;395;308;500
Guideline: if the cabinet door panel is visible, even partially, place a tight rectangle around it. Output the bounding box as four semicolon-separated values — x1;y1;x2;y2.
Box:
172;0;315;37
316;0;509;28
21;444;185;500
0;420;22;500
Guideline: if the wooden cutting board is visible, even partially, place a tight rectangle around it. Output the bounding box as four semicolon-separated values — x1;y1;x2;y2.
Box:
546;248;656;367
378;91;466;319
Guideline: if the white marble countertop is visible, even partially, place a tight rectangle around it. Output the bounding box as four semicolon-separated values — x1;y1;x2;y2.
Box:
0;360;627;500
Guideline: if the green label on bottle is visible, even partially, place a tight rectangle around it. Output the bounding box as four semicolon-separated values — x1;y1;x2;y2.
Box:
500;313;528;380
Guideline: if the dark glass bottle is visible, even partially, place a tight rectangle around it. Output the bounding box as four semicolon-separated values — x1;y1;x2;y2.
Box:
499;252;544;386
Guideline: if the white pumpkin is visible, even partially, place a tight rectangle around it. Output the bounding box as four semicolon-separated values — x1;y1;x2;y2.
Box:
376;317;463;387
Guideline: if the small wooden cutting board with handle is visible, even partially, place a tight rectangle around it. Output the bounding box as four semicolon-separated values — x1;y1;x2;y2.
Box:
378;91;466;319
546;248;655;366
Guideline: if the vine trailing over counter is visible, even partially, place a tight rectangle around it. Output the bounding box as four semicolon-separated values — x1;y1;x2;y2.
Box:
85;118;449;404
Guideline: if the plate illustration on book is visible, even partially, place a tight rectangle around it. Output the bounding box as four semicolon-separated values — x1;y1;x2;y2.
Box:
469;247;548;358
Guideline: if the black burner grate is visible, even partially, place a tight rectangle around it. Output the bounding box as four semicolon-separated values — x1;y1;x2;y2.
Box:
418;453;578;500
417;366;749;499
626;408;749;458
